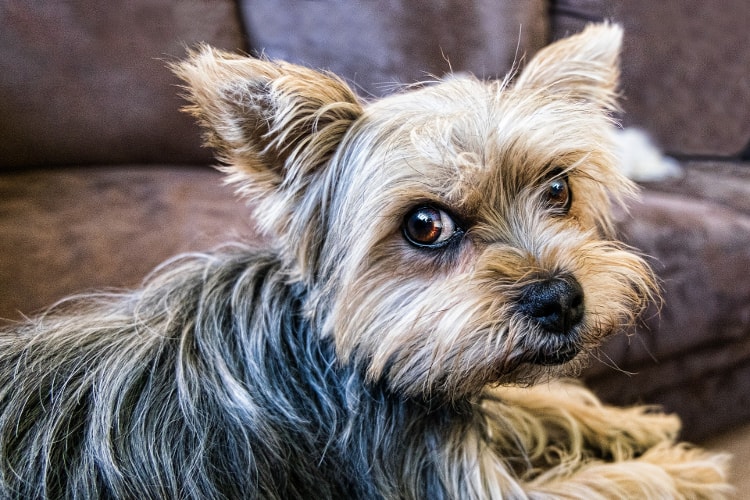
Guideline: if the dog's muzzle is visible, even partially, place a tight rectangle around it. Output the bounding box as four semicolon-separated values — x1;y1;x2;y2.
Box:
517;275;585;365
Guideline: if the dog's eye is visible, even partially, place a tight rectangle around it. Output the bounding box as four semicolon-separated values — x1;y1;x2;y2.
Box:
403;206;460;248
544;175;571;214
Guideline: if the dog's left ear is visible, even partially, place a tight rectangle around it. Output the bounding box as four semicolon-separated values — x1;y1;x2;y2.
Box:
173;46;363;199
514;23;622;111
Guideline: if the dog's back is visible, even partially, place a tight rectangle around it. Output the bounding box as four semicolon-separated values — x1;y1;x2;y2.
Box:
0;245;363;498
1;243;489;499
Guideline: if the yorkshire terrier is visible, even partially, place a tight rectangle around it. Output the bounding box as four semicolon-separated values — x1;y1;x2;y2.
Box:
0;24;731;498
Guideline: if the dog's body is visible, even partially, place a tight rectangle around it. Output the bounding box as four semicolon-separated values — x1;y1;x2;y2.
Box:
0;24;731;498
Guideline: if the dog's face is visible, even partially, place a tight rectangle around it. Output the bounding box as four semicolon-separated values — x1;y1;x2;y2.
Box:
176;24;655;401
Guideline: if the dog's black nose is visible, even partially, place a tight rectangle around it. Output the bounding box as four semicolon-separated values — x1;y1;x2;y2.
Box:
518;276;584;335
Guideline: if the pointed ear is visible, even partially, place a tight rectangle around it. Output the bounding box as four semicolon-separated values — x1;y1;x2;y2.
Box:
514;23;622;111
172;46;363;193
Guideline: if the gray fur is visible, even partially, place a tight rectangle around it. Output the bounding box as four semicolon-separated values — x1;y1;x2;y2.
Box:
0;244;489;499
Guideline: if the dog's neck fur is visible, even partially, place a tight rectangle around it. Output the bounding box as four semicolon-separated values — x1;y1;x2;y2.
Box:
130;245;502;497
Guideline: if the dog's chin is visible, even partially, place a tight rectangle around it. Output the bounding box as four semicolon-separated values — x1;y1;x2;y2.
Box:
527;343;581;366
508;331;585;372
479;341;584;391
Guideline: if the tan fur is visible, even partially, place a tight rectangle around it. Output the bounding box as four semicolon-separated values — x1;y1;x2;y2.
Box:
170;23;732;498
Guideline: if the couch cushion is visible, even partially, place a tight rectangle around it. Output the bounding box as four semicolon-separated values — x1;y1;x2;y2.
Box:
552;0;750;157
601;162;750;366
0;1;246;169
0;166;255;321
585;161;750;439
240;0;549;97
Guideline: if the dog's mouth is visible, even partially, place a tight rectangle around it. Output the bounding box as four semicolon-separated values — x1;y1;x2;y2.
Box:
527;341;581;366
480;336;584;389
511;325;585;367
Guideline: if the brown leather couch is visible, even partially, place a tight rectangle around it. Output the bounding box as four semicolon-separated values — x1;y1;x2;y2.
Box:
2;0;748;441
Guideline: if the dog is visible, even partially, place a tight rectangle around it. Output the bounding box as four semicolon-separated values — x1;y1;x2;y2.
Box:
0;24;732;498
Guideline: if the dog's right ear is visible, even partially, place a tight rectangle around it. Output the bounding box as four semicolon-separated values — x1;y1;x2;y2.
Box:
173;46;363;198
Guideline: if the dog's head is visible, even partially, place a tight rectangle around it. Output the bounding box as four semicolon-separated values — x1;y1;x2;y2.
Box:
176;23;655;401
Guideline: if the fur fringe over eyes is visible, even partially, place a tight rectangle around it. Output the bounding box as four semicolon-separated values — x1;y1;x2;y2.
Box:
0;23;733;498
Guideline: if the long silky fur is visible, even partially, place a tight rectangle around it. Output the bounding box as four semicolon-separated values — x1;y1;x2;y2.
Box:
0;245;446;498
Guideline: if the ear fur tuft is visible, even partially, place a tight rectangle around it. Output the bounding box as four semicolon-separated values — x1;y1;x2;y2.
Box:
514;23;623;111
172;46;363;193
